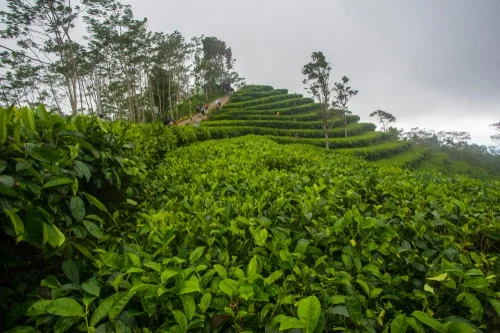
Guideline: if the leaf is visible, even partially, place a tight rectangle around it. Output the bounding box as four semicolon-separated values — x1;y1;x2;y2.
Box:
462;276;490;289
20;107;35;131
43;177;73;189
247;256;259;276
489;298;500;316
411;311;446;333
46;298;85;317
4;209;24;238
172;310;188;333
189;246;205;263
90;292;123;327
26;300;52;316
83;220;104;239
70;197;86;221
426;273;448;281
0;108;6;144
109;292;134;320
407;318;425;333
264;270;283;286
464;293;483;320
346;295;363;324
182;295;196;321
240;283;254;301
219;279;240;298
391;314;408;333
161;269;179;285
73;242;92;259
446;322;476;333
179;276;201;294
199;293;212;313
424;284;435;294
74;161;91;182
294;239;310;254
62;260;79;284
83;192;109;214
54;316;80;333
41;275;61;289
370;288;383;299
252;227;268;247
82;277;100;297
279;316;307;331
44;223;66;247
297;295;321;333
0;175;14;188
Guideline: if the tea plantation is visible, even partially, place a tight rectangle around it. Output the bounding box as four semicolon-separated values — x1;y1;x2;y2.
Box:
0;96;499;333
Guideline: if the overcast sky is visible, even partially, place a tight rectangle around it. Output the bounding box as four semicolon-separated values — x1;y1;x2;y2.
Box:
122;0;499;145
1;0;498;145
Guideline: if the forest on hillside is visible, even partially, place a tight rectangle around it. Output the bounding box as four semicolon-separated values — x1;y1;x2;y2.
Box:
0;0;245;122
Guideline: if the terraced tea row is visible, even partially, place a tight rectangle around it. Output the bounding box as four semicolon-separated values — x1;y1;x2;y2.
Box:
206;85;414;162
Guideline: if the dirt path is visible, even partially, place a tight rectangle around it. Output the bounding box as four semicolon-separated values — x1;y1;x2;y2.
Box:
177;95;230;126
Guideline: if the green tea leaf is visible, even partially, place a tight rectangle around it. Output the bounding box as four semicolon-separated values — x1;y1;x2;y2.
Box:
489;298;500;316
4;209;24;238
83;192;109;214
464;293;483;320
70;197;86;221
161;269;179;285
172;310;188;333
247;256;259;276
90;292;123;327
74;161;91;181
20;107;35;131
46;298;85;317
54;316;80;333
446;322;476;333
391;314;408;333
109;292;134;320
411;311;446;333
346;295;363;324
219;278;240;298
199;293;212;313
0;175;14;188
82;277;100;297
297;295;321;333
83;220;104;239
0;108;7;144
189;246;205;263
26;300;52;316
44;223;66;247
252;227;268;247
426;273;448;281
182;295;196;321
179;276;201;294
62;259;79;284
279;316;307;331
43;177;73;189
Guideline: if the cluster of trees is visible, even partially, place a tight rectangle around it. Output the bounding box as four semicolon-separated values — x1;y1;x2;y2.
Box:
0;0;244;122
301;52;358;148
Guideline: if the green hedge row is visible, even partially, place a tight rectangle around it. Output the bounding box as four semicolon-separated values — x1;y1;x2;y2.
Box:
225;93;303;110
264;132;392;148
375;147;431;168
230;89;288;103
204;124;384;140
210;112;362;123
202;116;363;130
218;103;321;117
243;97;314;110
237;85;274;92
337;141;412;160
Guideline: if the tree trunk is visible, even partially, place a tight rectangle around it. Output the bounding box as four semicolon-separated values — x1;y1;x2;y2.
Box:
168;75;174;121
325;131;329;149
95;72;102;116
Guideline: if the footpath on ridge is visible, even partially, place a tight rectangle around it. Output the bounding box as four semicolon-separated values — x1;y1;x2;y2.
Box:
177;95;230;126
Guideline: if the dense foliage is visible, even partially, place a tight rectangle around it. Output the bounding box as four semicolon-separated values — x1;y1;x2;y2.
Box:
1;103;499;332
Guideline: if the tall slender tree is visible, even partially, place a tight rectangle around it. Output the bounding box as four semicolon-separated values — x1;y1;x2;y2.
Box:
332;76;358;138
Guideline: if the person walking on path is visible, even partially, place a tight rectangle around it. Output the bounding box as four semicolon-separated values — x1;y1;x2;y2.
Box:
177;96;230;126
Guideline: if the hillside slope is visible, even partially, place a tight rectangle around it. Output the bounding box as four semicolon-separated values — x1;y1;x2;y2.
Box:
205;85;425;164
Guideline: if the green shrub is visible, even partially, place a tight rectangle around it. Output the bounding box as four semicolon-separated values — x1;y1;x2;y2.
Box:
237;84;274;92
242;97;314;110
216;102;321;117
203;116;360;129
225;93;303;110
230;89;287;103
338;140;412;160
205;125;384;141
375;147;431;168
